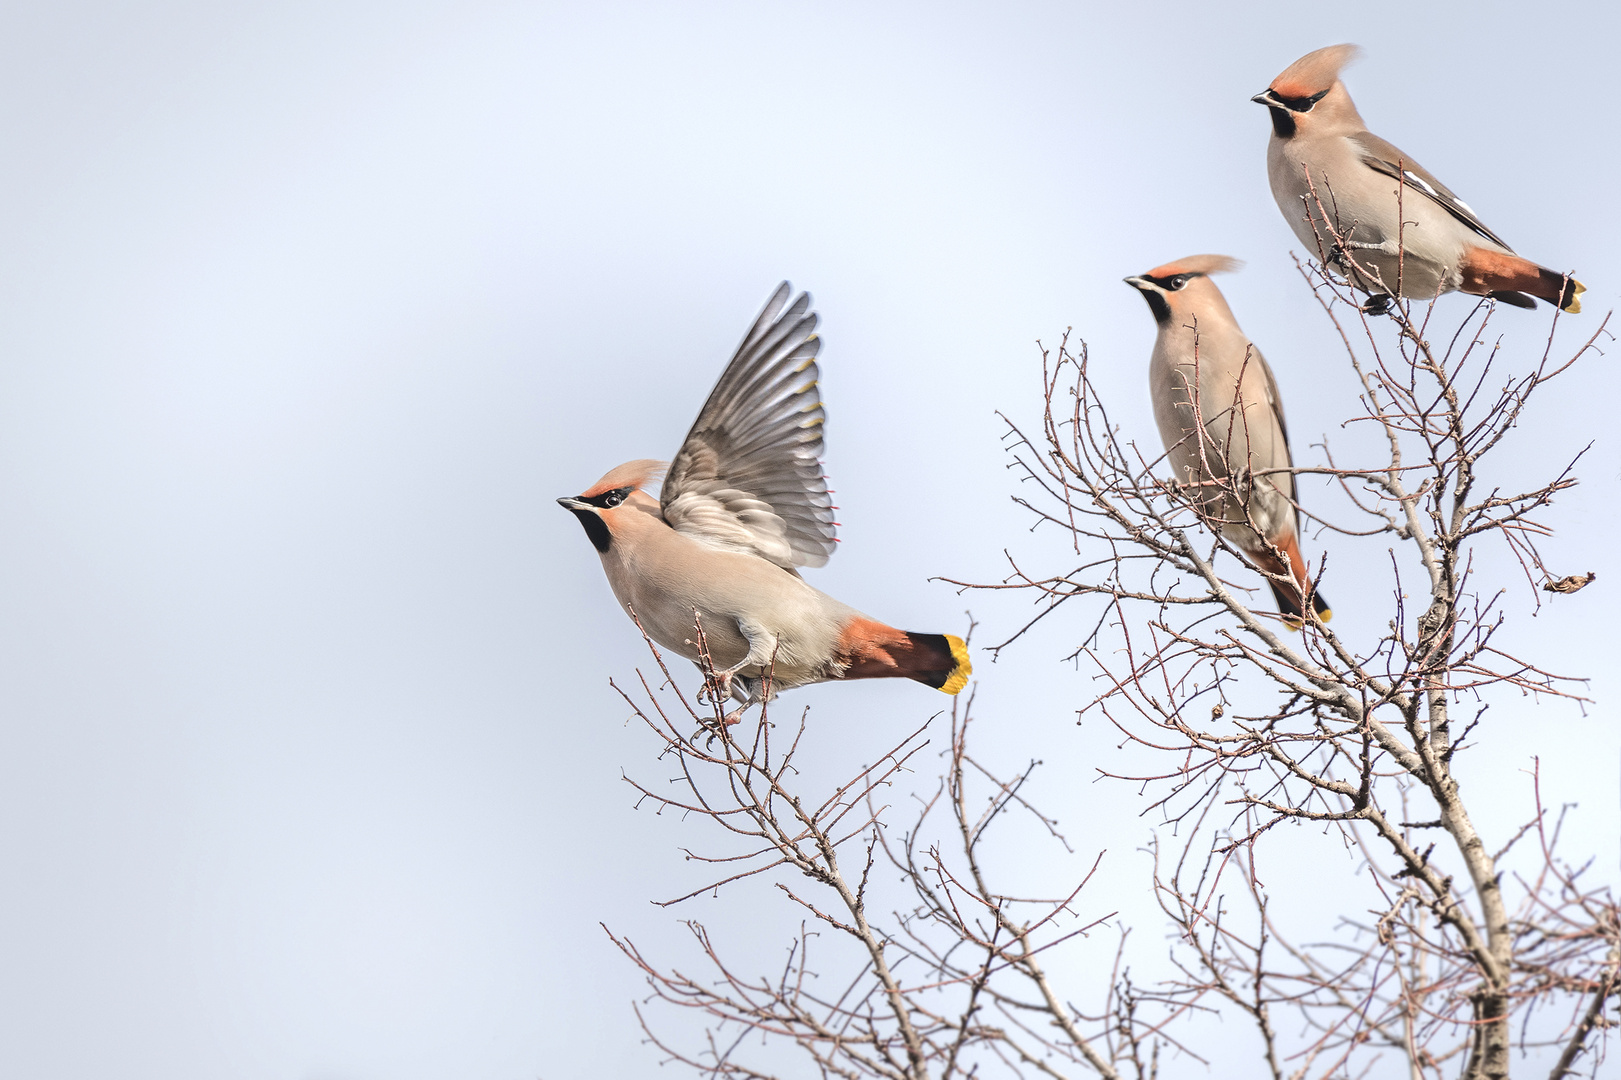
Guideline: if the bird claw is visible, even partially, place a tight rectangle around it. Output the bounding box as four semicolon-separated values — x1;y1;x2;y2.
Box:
697;670;735;705
690;706;747;749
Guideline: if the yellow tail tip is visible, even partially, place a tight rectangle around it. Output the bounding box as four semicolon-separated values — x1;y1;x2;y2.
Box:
1563;279;1585;314
1282;607;1330;632
940;634;972;695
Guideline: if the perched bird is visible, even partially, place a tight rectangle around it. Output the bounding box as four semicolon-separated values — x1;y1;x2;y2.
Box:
1124;256;1331;625
1253;44;1582;314
558;283;970;715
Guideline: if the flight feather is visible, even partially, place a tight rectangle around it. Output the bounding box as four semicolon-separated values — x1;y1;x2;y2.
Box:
661;283;838;569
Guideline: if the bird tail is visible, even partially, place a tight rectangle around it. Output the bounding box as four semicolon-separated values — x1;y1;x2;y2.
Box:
1266;577;1333;627
1460;248;1584;313
902;633;972;695
1254;532;1332;628
835;618;972;694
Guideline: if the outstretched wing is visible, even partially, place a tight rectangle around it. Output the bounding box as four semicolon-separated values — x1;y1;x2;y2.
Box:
1352;132;1515;251
661;282;837;569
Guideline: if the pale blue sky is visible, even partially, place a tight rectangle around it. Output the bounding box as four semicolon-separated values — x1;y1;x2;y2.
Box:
0;3;1614;1077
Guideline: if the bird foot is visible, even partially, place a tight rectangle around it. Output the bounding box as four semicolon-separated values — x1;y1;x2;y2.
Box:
690;705;748;749
696;670;735;705
1360;293;1394;317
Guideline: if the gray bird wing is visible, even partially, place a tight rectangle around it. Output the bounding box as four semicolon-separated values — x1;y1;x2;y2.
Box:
1252;344;1291;455
1251;343;1302;531
660;282;837;569
1351;132;1515;252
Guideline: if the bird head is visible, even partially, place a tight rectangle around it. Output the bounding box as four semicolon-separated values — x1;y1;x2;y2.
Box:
1251;44;1363;138
558;458;666;553
1123;255;1242;326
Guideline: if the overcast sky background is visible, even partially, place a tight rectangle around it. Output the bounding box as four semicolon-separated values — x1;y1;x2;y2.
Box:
0;2;1616;1077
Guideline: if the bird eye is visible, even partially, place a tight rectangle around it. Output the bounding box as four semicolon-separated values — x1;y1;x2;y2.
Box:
1169;275;1190;290
603;489;626;508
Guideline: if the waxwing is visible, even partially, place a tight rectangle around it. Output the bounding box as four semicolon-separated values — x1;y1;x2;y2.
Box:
558;283;970;715
1125;256;1331;625
1254;45;1583;314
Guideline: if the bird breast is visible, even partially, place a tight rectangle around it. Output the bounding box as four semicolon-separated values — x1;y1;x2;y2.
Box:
595;517;855;677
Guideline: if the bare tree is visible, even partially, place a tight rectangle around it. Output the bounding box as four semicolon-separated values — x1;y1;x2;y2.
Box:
605;622;1134;1079
603;207;1620;1078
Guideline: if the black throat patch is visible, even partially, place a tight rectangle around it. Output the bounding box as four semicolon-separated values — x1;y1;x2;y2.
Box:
567;506;612;553
1139;289;1172;324
1268;106;1296;138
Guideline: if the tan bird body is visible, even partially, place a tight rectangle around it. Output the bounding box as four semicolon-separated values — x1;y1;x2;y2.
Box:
1125;256;1330;624
559;284;970;712
1254;45;1582;313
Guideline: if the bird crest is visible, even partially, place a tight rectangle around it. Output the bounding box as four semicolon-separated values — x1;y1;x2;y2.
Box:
581;458;667;498
1146;254;1243;279
1270;43;1361;98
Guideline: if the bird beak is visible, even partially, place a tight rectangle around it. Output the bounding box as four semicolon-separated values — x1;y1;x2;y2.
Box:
557;496;590;511
1251;89;1282;107
1123;275;1155;292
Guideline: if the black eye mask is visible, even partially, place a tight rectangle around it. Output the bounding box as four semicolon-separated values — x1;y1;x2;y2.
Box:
1259;87;1329;138
579;486;633;510
1143;272;1198;292
1273;88;1330;113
